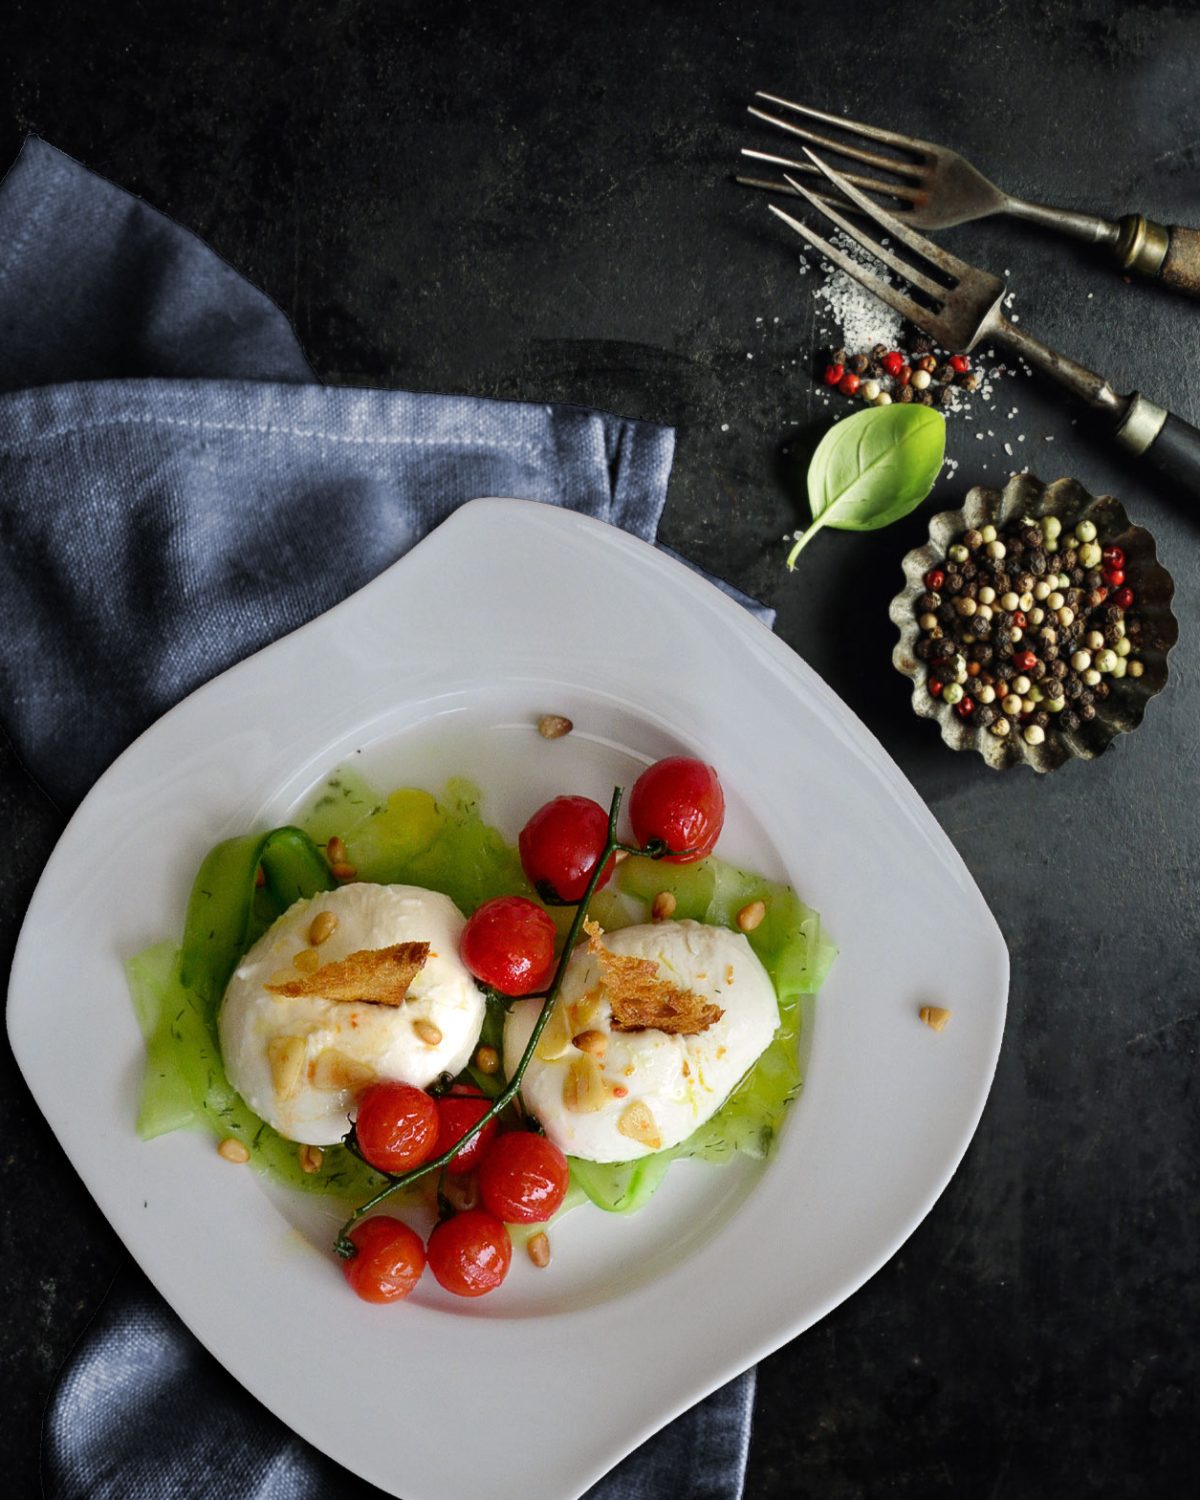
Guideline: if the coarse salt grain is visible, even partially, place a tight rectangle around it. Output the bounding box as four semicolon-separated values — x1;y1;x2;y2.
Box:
808;234;904;353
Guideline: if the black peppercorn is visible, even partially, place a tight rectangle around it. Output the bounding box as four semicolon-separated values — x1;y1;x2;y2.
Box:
916;389;934;406
976;704;996;727
939;386;957;409
1065;677;1083;699
1104;626;1122;647
909;332;935;355
914;639;934;661
1061;711;1080;731
898;384;914;403
963;529;983;552
1050;658;1068;679
945;573;964;594
1034;711;1051;730
932;638;956;661
1080;701;1096;721
832;347;848;367
1080;688;1095;706
1031;660;1047;680
1104;604;1122;625
850;353;870;375
1020;526;1042;549
1028;550;1048;577
933;660;957;684
937;602;957;625
1095;681;1110;700
970;642;993;663
919;591;940;612
871;343;888;361
1060;547;1077;570
958;372;981;392
1085;569;1103;589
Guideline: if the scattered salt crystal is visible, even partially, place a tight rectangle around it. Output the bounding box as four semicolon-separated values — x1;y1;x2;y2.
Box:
1004;441;1014;456
747;353;753;360
720;423;730;432
808;231;904;352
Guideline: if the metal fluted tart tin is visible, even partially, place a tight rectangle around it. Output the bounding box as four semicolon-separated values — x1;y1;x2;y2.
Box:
889;472;1179;772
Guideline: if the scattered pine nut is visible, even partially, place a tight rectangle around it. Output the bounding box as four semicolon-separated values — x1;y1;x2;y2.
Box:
298;1143;324;1174
267;967;295;987
611;1084;629;1099
537;714;573;740
413;1018;443;1046
330;861;358;882
920;1005;952;1032
572;1029;607;1057
527;1232;551;1268
651;890;677;922
308;910;338;946
292;947;321;973
737;899;766;933
475;1044;500;1074
218;1137;250;1164
268;1035;306;1100
326;836;348;866
443;1173;480;1212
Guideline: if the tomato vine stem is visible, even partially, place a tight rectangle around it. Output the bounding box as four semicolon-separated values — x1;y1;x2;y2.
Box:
335;785;671;1258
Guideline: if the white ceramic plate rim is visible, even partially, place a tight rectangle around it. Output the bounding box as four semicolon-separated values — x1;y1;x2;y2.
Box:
8;499;1008;1500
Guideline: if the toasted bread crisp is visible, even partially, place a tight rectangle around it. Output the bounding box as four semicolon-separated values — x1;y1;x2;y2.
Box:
583;919;723;1036
265;942;429;1007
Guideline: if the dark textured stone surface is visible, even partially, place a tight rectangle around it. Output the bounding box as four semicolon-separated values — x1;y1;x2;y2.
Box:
2;2;1198;1497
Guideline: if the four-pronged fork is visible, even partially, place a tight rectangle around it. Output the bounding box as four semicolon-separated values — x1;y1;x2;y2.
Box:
741;92;1200;300
767;148;1200;493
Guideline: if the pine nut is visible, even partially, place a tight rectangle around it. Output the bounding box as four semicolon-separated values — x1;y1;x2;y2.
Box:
537;714;573;740
413;1018;443;1046
326;836;348;866
218;1137;250;1164
527;1232;551;1268
308;910;338;946
268;1035;306;1099
651;890;677;922
292;947;321;973
475;1044;500;1074
737;899;766;932
297;1143;324;1174
919;1005;952;1032
617;1098;661;1149
572;1029;607;1058
330;861;358;882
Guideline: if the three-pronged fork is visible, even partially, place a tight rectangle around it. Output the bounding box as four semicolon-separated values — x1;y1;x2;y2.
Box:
741;93;1200;300
767;148;1200;493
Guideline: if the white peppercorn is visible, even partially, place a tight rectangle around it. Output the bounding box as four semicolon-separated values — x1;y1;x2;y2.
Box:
1027;607;1045;626
1071;650;1092;672
1033;580;1052;601
1011;674;1031;695
1019;591;1035;611
986;540;1006;559
1083;668;1101;687
1040;515;1062;541
1111;656;1127;679
1078;540;1102;568
1001;694;1023;716
911;368;932;391
1047;590;1065;611
1116;636;1131;657
948;543;969;563
942;681;964;705
1023;723;1046;745
1086;630;1105;650
1095;648;1118;673
1127;659;1145;678
874;391;892;406
919;612;939;631
1075;519;1097;543
977;684;996;705
861;379;881;402
1000;592;1019;611
980;524;998;544
991;717;1011;738
978;586;996;605
1010;626;1024;642
1057;606;1075;627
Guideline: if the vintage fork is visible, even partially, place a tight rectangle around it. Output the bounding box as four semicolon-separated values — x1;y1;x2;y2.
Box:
741;93;1200;299
766;148;1200;493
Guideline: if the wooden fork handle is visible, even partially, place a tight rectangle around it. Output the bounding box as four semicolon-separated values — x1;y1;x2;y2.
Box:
1116;216;1200;297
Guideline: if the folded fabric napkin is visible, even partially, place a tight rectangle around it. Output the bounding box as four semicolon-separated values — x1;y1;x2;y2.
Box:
0;139;759;1499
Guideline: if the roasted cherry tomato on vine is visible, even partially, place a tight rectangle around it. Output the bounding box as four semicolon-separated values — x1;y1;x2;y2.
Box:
460;895;557;995
478;1130;570;1223
435;1083;500;1174
341;1216;426;1304
628;756;725;864
518;795;615;903
354;1081;439;1175
427;1208;512;1297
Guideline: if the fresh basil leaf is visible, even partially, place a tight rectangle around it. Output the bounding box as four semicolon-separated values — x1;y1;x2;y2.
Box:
787;405;946;568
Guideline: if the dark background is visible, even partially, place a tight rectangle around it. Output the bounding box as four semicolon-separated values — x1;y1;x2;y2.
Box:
3;1;1198;1496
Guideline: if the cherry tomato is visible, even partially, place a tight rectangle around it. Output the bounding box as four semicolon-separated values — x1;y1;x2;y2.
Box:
478;1130;570;1224
427;1209;512;1297
435;1084;500;1174
518;795;616;903
628;756;725;864
354;1081;439;1175
341;1216;426;1304
460;895;557;995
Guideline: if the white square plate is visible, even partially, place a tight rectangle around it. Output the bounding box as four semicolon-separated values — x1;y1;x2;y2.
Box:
8;499;1007;1500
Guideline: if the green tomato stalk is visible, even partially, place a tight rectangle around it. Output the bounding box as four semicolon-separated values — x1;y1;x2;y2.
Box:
334;786;677;1259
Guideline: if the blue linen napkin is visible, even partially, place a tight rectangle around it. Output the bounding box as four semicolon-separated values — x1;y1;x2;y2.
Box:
0;139;758;1499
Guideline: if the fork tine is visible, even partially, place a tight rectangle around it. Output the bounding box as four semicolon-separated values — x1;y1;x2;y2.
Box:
755;93;933;157
748;104;924;182
735;174;862;214
766;202;938;334
779;173;948;301
800;147;979;281
740;148;917;205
